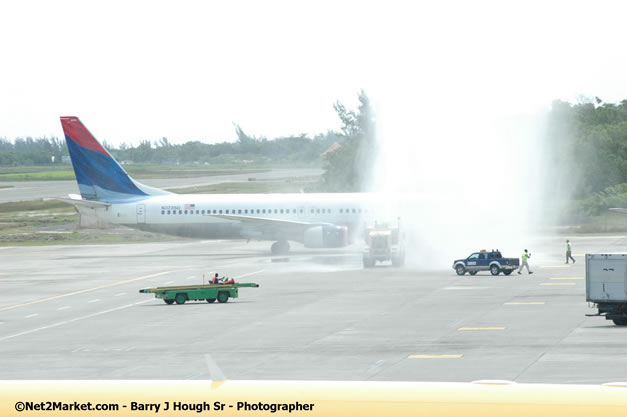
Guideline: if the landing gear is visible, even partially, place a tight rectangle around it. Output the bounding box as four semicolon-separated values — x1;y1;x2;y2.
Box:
271;240;290;255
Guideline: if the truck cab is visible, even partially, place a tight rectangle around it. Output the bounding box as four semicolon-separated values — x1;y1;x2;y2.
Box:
362;221;405;268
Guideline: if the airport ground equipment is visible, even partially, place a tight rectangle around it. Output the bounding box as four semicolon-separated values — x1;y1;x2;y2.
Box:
362;221;405;267
585;253;627;325
452;250;520;276
139;282;259;304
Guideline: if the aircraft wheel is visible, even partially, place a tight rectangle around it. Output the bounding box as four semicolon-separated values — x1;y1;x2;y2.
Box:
217;292;229;303
271;240;290;255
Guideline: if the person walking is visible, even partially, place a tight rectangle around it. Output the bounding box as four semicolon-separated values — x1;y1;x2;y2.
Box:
518;249;533;274
565;240;576;264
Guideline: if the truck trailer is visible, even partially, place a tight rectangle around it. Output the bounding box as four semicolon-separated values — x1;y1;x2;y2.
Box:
585;253;627;325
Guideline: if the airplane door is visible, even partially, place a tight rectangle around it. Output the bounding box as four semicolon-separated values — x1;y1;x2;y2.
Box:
136;204;146;224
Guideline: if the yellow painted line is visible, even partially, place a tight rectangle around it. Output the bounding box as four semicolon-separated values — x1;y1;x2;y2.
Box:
541;282;576;286
409;354;463;359
504;302;545;305
126;347;136;352
550;277;583;280
458;327;505;331
0;270;174;312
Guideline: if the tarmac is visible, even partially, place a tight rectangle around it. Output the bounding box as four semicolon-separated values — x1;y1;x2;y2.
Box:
1;235;627;383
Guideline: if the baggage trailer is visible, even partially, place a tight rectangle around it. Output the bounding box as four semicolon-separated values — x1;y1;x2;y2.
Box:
139;282;259;305
585;253;627;325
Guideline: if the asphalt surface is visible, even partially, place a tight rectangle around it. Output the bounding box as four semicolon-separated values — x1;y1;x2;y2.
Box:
1;235;627;383
0;168;323;202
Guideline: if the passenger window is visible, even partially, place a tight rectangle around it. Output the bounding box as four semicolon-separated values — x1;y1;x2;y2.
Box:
201;210;205;214
167;210;171;215
244;209;248;214
213;210;217;214
226;210;229;214
479;253;486;260
262;209;266;214
219;210;223;214
340;209;343;213
280;209;284;214
178;210;182;214
274;209;278;214
316;209;320;214
161;210;164;215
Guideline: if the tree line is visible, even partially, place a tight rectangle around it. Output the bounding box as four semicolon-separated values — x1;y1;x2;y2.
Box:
1;94;625;204
546;98;627;214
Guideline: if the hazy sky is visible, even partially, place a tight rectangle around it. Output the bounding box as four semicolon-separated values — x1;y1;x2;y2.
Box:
1;0;626;145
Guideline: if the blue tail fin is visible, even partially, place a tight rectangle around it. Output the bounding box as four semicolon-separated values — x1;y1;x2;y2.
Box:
60;117;169;202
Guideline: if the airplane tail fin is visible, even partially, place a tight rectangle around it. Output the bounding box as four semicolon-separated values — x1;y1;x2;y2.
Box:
60;117;170;202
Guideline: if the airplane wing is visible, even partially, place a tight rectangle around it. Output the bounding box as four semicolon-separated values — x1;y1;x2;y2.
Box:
209;213;334;233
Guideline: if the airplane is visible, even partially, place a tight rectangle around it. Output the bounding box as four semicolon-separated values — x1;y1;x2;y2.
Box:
58;116;385;255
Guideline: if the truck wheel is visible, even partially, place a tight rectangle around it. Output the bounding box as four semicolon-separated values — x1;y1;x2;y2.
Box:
206;298;216;303
612;318;627;325
490;265;500;276
175;293;187;304
164;299;174;305
503;270;513;276
217;292;229;303
469;271;477;276
455;265;466;276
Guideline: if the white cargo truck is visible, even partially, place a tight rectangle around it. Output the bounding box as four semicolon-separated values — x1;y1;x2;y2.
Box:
585;253;627;325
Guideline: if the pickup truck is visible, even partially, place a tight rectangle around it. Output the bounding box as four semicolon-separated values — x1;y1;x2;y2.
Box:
452;250;520;276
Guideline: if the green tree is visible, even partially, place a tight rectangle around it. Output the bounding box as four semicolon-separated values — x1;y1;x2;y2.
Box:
321;90;376;192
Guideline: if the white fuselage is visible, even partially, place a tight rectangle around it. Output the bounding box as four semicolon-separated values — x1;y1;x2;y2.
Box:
81;193;392;242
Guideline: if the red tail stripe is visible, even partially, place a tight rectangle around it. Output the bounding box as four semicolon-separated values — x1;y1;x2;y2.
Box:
60;117;110;156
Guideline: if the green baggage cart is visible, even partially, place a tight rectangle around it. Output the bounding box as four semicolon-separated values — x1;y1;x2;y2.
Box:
139;282;259;305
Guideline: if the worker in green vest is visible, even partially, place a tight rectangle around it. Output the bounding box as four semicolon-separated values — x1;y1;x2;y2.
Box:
565;240;576;264
518;249;533;274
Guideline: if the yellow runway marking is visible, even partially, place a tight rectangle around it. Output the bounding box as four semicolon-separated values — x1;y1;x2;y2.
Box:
550;277;583;280
409;354;463;359
458;327;505;331
541;282;576;286
0;271;174;312
504;302;545;305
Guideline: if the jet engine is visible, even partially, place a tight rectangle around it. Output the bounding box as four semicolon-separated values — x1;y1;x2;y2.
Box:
303;225;348;248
